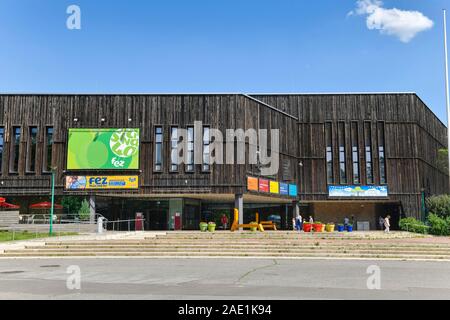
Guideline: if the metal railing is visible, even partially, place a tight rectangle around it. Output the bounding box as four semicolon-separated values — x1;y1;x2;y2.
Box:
0;223;85;241
104;218;145;232
18;213;105;225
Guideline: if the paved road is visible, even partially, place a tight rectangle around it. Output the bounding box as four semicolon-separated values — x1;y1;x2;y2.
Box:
0;258;449;299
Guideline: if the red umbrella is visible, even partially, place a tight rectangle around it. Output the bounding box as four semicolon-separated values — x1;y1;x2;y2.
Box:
0;202;20;209
0;197;5;203
29;202;63;209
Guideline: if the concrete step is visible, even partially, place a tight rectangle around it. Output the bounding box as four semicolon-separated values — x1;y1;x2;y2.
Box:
2;251;450;260
10;248;450;255
41;241;450;250
25;246;450;254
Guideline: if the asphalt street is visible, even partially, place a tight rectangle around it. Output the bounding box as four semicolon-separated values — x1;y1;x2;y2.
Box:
0;258;449;299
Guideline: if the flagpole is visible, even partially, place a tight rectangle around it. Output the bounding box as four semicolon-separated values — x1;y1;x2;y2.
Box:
444;9;450;192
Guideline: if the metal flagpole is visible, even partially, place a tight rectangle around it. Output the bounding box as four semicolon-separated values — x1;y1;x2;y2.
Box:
444;9;450;192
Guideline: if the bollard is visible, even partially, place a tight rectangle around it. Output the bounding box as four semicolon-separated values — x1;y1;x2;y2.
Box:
97;217;105;234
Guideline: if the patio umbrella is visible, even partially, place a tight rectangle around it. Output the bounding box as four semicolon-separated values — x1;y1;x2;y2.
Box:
29;202;63;209
0;202;20;209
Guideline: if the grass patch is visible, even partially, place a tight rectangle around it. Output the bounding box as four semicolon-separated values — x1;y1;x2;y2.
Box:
0;231;78;242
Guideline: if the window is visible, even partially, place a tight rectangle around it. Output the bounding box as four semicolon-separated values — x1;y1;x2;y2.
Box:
154;126;163;172
186;126;194;172
10;127;21;173
338;122;347;184
378;121;387;184
364;122;373;184
202;127;210;172
0;127;4;173
325;122;333;184
26;127;38;172
170;127;178;172
43;127;53;172
351;122;360;184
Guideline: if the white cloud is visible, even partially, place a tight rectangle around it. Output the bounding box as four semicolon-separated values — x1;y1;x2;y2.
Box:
350;0;434;43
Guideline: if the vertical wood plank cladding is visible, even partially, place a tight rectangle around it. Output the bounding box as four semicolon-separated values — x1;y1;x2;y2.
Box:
0;93;447;218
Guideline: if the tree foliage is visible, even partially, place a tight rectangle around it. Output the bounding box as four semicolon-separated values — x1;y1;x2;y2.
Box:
437;149;449;173
78;199;90;221
426;194;450;218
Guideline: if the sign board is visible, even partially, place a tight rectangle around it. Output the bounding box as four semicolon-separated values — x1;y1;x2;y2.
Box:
279;183;289;195
247;176;297;197
67;128;140;170
328;185;388;198
259;179;269;193
270;181;279;194
288;184;298;197
247;177;259;191
65;176;139;190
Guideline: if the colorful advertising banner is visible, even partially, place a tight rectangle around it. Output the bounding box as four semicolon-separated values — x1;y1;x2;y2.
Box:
259;179;269;193
289;184;298;197
247;177;259;191
247;177;297;197
270;181;279;194
328;185;388;198
67;128;140;170
65;176;139;190
279;183;289;195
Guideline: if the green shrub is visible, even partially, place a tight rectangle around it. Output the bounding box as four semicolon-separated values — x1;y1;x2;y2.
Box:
399;217;428;234
427;214;450;236
78;199;90;221
426;195;450;218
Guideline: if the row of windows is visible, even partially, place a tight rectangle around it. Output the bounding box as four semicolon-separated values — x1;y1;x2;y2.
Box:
154;126;210;173
0;126;54;174
326;121;386;185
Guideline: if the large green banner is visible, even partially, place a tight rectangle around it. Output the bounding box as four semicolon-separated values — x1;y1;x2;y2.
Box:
67;128;140;170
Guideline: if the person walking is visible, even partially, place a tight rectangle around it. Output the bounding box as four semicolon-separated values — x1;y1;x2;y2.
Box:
296;214;303;232
384;215;391;233
221;214;229;231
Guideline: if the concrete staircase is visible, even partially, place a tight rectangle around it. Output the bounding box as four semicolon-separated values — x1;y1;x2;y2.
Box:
2;231;450;261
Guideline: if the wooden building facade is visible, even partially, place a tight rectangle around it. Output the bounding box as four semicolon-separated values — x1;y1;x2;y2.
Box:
0;93;447;230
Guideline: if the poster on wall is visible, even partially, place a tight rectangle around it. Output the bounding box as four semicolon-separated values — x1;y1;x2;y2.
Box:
247;177;259;191
288;184;298;197
270;181;279;194
67;128;140;170
279;183;289;195
65;176;139;190
259;179;269;193
328;185;388;198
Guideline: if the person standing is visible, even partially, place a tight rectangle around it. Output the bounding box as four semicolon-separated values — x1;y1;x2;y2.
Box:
221;214;229;231
296;214;303;232
344;217;350;229
309;216;314;233
384;215;391;233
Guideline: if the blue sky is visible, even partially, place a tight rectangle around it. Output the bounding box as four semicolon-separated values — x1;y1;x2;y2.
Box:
0;0;449;123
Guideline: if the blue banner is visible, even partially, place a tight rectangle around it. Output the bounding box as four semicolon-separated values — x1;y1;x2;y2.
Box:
328;185;388;198
280;183;289;195
288;184;298;197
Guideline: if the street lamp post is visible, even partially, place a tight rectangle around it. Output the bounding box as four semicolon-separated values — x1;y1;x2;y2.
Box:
444;9;450;191
49;169;55;235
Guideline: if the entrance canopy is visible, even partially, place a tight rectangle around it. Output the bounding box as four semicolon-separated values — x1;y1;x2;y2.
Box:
100;193;293;204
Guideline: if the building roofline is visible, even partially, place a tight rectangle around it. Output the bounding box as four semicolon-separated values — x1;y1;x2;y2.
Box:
0;91;417;96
